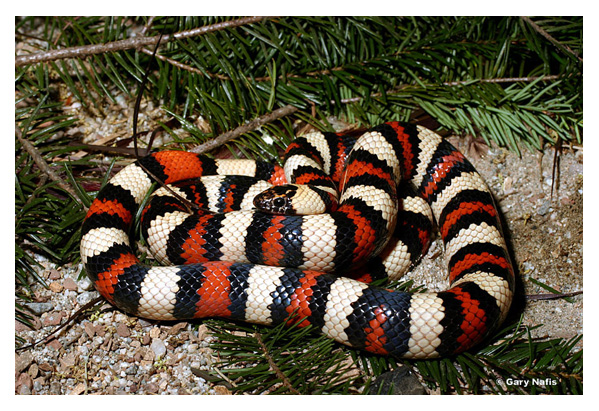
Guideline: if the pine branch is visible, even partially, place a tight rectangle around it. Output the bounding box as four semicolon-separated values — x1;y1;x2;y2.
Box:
15;124;84;208
338;74;565;104
520;16;582;63
255;332;301;394
15;16;273;67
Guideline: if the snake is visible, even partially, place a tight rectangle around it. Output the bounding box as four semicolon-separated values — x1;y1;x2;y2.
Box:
80;121;514;359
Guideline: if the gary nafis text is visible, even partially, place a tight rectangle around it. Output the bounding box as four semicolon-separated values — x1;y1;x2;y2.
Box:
503;378;557;387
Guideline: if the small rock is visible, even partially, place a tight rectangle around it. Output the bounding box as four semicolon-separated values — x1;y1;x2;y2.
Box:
63;277;78;291
115;323;131;338
16;372;33;392
15;352;34;373
502;176;513;193
537;200;552;216
84;322;96;337
168;322;187;335
25;302;54;315
94;324;106;337
76;291;97;306
214;385;231;395
140;346;155;362
28;363;39;379
367;365;426;395
33;378;44;393
59;353;77;371
38;363;53;372
138;318;153;328
197;324;210;342
145;382;159;394
150;338;167;358
48;282;63;293
77;276;95;292
18;384;31;395
125;364;139;375
46;339;62;351
49;381;62;395
48;270;62;280
69;383;86;395
42;311;65;327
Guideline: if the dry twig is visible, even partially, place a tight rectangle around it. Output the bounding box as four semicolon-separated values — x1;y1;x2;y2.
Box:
16;124;86;208
189;105;300;154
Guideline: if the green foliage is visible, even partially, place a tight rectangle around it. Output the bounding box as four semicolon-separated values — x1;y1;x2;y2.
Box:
207;315;582;395
206;320;359;394
15;91;90;330
16;16;582;152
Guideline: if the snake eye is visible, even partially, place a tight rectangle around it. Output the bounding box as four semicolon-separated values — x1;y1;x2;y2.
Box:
273;197;286;209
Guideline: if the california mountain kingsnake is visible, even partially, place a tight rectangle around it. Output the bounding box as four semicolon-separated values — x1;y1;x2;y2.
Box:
80;121;514;359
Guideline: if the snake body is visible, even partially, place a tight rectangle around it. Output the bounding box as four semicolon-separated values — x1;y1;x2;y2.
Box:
80;121;514;359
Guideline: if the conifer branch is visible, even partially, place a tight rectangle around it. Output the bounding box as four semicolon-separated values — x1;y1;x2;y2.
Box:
520;16;583;63
15;16;272;67
254;332;301;394
15;124;85;207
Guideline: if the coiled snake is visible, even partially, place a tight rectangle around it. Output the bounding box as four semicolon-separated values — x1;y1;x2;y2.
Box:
80;121;514;359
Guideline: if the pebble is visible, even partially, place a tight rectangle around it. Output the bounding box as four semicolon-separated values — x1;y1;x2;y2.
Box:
125;364;139;375
146;382;159;394
537;200;552;216
138;318;154;328
48;269;62;280
115;323;131;338
77;291;98;306
149;327;161;338
42;311;65;326
368;365;426;395
19;385;31;395
150;338;167;358
49;381;62;395
33;380;44;392
77;276;95;292
69;383;85;395
24;302;53;315
63;277;78;291
15;352;34;373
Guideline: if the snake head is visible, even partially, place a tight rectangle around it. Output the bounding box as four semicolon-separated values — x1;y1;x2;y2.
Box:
253;185;298;215
254;184;337;215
